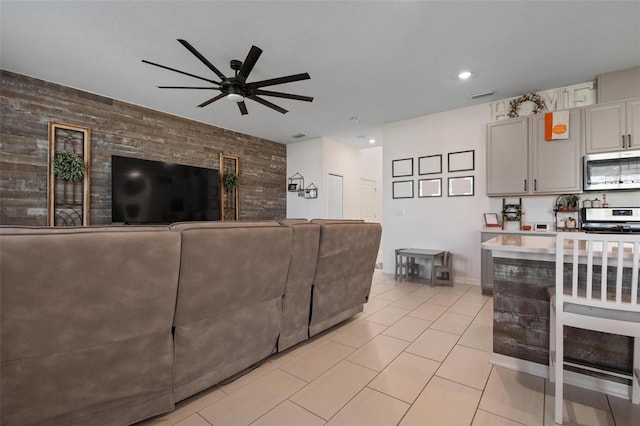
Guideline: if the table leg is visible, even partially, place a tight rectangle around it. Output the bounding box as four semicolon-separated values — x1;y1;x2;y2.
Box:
394;254;398;280
430;255;437;287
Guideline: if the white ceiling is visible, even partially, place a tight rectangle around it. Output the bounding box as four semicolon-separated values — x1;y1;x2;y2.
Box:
2;1;639;148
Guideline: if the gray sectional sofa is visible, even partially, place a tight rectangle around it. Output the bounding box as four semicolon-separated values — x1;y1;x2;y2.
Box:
0;219;381;426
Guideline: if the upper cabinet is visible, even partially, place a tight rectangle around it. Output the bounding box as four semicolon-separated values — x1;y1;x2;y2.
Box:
530;109;583;194
487;117;529;195
585;98;640;153
487;110;583;196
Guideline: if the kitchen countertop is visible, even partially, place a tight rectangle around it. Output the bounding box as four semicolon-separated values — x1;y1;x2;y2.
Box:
481;233;638;263
481;228;558;235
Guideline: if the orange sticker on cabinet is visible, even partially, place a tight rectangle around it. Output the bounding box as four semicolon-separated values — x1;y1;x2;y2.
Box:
552;123;567;134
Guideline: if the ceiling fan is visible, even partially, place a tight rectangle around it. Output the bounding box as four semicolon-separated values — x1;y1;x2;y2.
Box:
142;39;313;115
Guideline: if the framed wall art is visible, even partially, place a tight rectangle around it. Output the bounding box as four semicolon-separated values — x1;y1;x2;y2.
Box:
392;158;413;177
418;155;442;175
448;176;474;197
418;178;442;198
392;180;414;199
48;122;91;226
448;150;475;172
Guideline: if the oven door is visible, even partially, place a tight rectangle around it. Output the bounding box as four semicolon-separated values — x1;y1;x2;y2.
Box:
584;150;640;190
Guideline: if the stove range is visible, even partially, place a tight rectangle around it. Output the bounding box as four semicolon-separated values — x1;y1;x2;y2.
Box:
581;207;640;234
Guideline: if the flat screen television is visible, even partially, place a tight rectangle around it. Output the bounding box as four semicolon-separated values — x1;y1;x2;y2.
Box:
112;155;220;224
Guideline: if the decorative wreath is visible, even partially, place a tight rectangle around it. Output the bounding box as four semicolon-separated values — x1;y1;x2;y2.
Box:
502;203;523;221
53;151;86;182
506;92;545;118
223;172;239;190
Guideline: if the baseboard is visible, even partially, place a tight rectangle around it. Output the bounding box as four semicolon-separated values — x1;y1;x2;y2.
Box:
490;353;631;401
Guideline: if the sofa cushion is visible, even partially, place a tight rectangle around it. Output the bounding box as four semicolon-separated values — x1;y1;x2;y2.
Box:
0;226;181;426
278;221;320;351
172;222;292;400
309;221;382;336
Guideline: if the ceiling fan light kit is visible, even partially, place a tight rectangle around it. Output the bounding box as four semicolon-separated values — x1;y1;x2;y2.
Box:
142;39;313;115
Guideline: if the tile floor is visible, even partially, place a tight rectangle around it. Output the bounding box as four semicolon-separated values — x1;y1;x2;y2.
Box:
139;271;639;426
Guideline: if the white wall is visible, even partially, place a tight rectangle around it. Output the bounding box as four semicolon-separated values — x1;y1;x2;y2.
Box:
323;138;362;219
383;104;491;285
287;138;382;220
286;138;323;219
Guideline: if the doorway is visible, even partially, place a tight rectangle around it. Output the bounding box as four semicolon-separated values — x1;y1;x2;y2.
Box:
359;178;377;222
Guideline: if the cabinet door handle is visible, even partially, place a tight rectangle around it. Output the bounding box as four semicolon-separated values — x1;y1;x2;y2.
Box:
534;179;537;191
629;134;632;147
622;135;626;148
524;179;527;192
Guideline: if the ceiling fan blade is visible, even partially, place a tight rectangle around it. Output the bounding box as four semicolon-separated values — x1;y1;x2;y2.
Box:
158;86;220;89
247;95;288;114
236;45;262;84
254;89;313;102
142;59;220;84
197;93;226;108
238;101;248;115
247;73;311;89
177;39;227;80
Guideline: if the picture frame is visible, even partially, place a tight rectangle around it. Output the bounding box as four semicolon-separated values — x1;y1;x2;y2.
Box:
48;122;91;226
448;175;474;197
418;178;442;198
418;154;442;175
392;180;414;199
392;158;413;177
484;213;501;227
448;150;475;172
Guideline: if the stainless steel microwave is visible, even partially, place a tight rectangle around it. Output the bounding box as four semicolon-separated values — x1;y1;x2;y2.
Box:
584;150;640;190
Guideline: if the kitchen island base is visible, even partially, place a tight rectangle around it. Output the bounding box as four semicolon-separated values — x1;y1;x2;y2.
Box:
483;235;636;401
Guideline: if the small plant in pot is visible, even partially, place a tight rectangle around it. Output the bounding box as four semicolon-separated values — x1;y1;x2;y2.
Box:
53;151;86;182
563;194;580;211
223;172;239;190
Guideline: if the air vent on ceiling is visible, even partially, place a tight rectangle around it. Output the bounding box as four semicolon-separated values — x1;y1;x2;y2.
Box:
470;90;495;99
292;133;306;139
469;90;496;99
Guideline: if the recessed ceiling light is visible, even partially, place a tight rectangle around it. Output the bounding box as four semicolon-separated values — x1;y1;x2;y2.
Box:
458;71;472;80
369;139;376;144
350;117;360;123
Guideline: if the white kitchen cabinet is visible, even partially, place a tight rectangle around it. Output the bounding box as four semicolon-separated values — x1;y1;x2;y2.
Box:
585;98;640;153
486;117;529;195
530;108;583;193
487;110;583;196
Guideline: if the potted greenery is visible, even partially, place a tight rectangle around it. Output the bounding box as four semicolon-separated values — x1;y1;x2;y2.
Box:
563;194;580;211
53;151;86;182
223;172;239;190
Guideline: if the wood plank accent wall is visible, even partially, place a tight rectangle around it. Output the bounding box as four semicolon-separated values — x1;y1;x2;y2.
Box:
493;257;633;380
0;71;286;225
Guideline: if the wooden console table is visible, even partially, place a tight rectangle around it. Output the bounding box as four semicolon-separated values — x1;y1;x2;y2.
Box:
396;248;445;285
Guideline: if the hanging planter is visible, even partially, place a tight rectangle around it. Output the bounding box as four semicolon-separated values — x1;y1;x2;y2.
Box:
53;150;87;182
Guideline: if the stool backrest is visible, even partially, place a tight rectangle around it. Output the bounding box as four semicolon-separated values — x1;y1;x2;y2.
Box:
555;233;640;312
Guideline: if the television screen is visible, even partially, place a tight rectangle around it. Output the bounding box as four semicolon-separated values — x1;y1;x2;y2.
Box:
112;155;220;224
